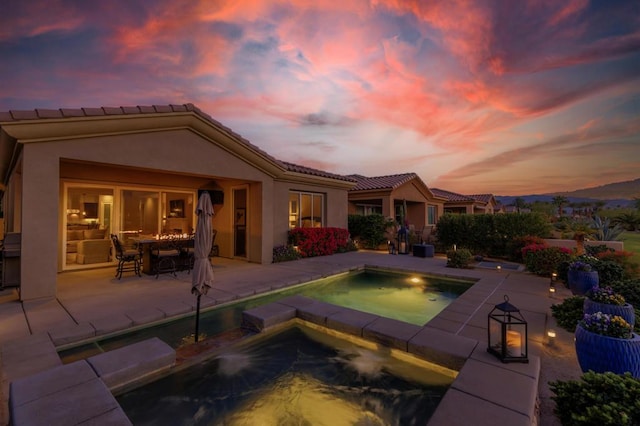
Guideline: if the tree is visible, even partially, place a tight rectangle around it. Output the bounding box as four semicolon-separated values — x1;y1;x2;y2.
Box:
530;200;555;217
613;212;640;231
593;200;606;213
634;197;640;211
513;197;527;213
552;196;568;217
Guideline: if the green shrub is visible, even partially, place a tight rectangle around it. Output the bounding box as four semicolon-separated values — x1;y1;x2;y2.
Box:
272;245;301;263
436;214;475;252
348;214;393;249
551;296;585;333
586;244;614;257
595;260;625;284
610;279;640;307
596;250;640;279
446;248;473;268
435;212;551;258
550;371;640;426
557;259;571;283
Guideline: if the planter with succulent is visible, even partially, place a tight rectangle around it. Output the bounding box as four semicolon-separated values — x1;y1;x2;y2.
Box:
584;286;635;328
574;312;640;378
567;260;599;296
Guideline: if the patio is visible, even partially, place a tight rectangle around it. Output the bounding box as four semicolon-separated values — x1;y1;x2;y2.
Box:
0;251;581;425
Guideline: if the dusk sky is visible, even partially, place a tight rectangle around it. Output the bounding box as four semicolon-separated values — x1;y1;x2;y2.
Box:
1;1;639;195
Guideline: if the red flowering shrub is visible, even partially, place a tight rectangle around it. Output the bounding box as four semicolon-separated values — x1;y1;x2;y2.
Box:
288;227;351;258
508;235;547;262
523;243;573;276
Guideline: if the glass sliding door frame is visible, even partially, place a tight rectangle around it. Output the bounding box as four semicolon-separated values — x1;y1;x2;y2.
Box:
62;181;196;271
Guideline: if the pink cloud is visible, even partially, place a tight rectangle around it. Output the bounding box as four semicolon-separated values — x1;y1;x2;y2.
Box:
547;0;589;27
0;1;85;40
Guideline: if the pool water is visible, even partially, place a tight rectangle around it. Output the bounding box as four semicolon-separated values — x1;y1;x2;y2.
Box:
291;269;471;326
117;325;454;425
60;269;473;362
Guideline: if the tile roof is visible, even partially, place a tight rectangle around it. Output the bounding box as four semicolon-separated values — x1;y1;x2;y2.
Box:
468;194;494;203
431;188;476;202
281;161;356;183
0;103;354;183
347;173;418;191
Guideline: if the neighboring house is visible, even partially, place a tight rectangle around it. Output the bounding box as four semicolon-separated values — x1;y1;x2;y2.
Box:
347;173;446;230
431;188;498;214
0;104;356;301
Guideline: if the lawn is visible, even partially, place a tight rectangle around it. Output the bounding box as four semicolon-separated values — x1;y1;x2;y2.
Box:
621;231;640;262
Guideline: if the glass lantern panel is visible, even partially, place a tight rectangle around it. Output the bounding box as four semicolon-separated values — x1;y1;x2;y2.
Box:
506;323;526;357
489;319;502;352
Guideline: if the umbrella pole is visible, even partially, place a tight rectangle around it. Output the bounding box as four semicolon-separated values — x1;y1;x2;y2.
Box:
195;293;201;343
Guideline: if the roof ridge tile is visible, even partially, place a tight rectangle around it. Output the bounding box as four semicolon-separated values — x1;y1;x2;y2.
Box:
102;107;124;115
35;109;63;119
81;107;105;116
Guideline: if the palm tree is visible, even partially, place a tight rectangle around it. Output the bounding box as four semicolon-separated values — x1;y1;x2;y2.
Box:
613;212;640;231
552;196;568;217
593;200;606;214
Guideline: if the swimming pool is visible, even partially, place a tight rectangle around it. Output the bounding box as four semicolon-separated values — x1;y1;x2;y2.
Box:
291;269;472;325
60;269;473;362
117;324;455;425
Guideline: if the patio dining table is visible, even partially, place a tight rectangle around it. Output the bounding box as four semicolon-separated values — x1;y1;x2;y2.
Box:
132;236;193;275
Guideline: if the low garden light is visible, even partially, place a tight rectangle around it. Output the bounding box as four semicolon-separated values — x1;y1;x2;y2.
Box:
547;329;556;347
387;240;396;255
487;295;529;363
549;272;557;296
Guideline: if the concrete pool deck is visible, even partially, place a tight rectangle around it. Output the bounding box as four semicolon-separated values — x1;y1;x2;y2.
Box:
0;250;581;425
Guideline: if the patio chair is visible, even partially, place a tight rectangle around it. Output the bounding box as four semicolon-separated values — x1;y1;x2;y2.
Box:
208;229;219;258
150;240;179;278
110;234;142;279
176;234;195;273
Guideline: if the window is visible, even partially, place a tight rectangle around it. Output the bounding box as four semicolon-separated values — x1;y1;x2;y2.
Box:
355;204;382;216
289;191;324;228
427;205;437;224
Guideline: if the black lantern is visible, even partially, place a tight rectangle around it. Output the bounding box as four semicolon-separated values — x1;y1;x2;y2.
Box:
387;240;396;255
397;226;409;255
487;295;528;363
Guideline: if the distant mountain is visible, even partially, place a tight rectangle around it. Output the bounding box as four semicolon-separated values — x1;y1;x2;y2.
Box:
548;178;640;200
496;178;640;208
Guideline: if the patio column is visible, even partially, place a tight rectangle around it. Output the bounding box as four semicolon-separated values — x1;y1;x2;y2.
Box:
19;145;59;300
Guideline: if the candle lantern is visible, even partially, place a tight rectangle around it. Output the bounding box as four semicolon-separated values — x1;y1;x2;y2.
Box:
396;226;409;255
487;295;528;363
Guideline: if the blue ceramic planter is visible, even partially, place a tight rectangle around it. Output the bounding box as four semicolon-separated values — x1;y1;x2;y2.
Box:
583;299;636;328
574;324;640;378
567;270;599;296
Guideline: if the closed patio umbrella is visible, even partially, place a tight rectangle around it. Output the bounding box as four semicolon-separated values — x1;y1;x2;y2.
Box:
191;191;215;342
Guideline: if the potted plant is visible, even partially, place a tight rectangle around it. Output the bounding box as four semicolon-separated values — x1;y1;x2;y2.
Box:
574;312;640;378
584;286;635;328
567;260;599;295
